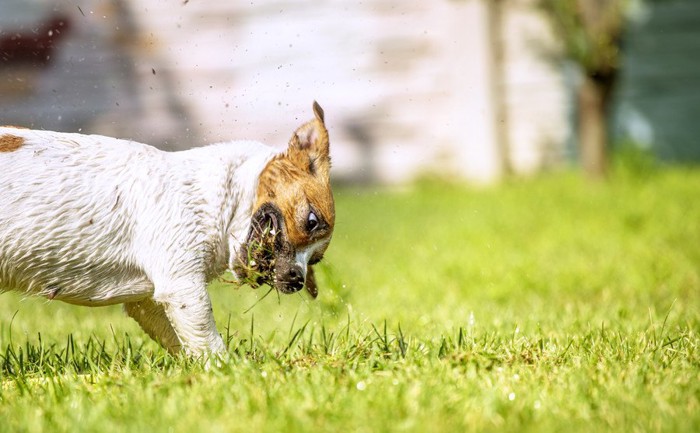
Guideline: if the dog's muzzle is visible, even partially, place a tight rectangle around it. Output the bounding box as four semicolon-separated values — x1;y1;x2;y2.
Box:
278;265;305;294
233;203;304;294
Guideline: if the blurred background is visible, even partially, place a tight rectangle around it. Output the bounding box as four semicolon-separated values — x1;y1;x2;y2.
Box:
1;1;699;372
1;0;699;183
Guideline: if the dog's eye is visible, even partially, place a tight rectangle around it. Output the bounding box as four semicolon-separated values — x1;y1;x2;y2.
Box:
307;211;319;232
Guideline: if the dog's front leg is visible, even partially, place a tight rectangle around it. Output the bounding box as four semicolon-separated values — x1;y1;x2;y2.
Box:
124;298;182;354
153;280;226;356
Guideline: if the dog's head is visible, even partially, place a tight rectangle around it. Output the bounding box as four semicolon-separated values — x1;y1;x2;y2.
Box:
234;102;334;298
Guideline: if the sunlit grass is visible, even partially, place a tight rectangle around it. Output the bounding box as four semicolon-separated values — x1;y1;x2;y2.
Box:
1;166;699;432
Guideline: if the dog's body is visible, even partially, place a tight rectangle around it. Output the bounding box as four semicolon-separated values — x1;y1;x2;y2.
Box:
0;102;334;355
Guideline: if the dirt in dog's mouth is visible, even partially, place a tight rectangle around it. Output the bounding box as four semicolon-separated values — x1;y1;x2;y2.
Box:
233;203;317;298
233;204;281;288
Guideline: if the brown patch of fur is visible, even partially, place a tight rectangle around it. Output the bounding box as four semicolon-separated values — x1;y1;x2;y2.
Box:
0;134;24;152
1;125;29;129
254;103;334;249
256;156;334;248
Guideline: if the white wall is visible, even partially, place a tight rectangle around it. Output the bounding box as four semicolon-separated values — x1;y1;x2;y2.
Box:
0;0;570;183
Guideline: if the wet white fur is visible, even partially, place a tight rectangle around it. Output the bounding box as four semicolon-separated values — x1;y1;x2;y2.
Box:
0;127;277;355
295;239;329;279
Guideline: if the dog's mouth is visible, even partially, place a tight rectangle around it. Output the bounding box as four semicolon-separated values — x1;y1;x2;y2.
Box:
233;203;308;295
233;203;281;288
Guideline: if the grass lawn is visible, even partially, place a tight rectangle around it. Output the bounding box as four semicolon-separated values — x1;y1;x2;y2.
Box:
1;166;699;432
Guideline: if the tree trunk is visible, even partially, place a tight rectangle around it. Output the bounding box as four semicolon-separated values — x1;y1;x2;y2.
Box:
486;0;512;177
578;74;608;178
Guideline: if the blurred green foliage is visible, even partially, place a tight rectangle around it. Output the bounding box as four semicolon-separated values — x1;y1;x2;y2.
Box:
539;0;630;74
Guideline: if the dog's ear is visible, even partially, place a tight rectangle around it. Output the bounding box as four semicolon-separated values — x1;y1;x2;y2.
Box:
286;101;330;182
304;265;319;299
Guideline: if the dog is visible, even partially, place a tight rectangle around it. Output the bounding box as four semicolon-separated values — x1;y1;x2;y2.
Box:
0;102;334;356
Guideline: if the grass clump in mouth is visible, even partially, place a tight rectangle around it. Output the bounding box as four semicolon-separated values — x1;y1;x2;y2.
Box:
232;221;278;289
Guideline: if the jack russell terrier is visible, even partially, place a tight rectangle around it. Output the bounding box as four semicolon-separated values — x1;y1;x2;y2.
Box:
0;102;334;356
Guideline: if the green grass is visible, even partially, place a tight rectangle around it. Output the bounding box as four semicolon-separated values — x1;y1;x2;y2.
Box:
1;167;699;432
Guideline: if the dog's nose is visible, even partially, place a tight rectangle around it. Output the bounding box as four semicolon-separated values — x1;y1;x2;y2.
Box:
285;267;304;292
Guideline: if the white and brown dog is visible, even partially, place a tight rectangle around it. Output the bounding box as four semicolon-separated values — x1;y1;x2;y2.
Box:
0;102;334;356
